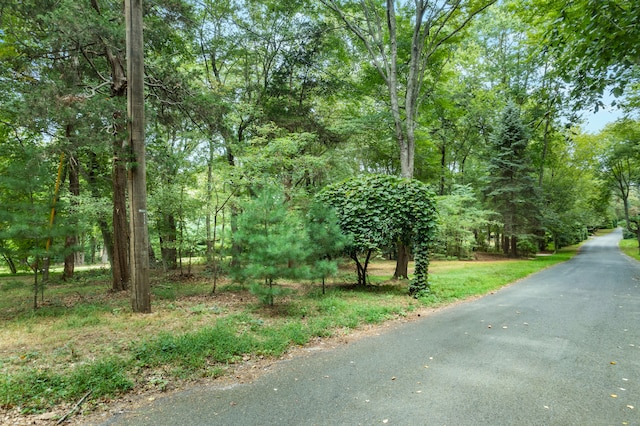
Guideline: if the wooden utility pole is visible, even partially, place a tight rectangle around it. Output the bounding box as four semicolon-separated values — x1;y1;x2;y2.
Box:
126;0;151;312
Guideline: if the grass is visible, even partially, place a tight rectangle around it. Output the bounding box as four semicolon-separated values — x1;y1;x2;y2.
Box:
0;238;595;418
426;250;575;304
619;237;640;261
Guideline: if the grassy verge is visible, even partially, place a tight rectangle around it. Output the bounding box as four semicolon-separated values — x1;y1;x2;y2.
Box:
619;237;640;261
0;241;586;417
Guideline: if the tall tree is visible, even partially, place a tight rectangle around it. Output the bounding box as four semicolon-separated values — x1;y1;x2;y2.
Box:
486;102;539;256
321;0;495;278
599;119;640;231
321;0;497;179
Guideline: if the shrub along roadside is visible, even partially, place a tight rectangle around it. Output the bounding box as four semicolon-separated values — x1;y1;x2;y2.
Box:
0;245;585;415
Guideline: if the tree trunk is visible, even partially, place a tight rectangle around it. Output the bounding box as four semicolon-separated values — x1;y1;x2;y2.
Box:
62;236;76;280
159;214;178;270
32;259;39;310
510;235;518;258
43;153;66;282
127;0;151;313
393;241;410;279
538;113;551;187
63;152;80;280
112;137;130;291
439;141;446;196
205;146;214;262
623;196;630;231
86;152;115;266
2;254;17;274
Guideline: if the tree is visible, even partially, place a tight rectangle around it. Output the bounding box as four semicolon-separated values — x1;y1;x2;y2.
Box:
485;102;540;257
321;0;495;281
534;0;640;109
435;185;496;258
600;119;640;231
321;0;495;178
317;174;438;297
0;126;71;308
537;129;605;251
321;0;497;179
232;188;310;306
0;0;133;291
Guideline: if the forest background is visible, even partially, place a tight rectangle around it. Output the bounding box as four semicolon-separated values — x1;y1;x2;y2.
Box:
1;0;640;419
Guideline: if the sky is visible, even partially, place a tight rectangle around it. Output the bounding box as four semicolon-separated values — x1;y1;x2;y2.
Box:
580;92;625;134
581;105;623;134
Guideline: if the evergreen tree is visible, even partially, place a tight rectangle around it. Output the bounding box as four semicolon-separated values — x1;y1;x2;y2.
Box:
486;102;540;256
233;188;310;306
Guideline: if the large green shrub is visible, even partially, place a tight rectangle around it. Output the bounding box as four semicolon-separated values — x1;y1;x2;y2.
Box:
317;175;438;297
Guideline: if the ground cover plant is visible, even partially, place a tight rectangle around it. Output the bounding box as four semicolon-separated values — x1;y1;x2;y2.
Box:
0;238;596;423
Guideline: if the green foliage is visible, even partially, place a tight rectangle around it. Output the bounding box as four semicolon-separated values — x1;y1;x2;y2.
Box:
305;202;351;293
435;185;497;258
598;119;640;230
486;102;540;255
233;188;310;305
317;174;438;296
536;0;640;108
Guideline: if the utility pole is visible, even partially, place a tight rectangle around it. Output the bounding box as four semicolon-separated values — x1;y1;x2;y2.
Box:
125;0;151;312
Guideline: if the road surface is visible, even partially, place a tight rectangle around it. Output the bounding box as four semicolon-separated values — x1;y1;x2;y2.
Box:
101;229;640;425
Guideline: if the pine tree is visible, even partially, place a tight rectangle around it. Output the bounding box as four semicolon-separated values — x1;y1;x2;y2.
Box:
233;188;310;306
486;102;540;256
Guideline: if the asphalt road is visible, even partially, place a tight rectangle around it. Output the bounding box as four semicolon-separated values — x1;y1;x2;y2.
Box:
101;229;640;425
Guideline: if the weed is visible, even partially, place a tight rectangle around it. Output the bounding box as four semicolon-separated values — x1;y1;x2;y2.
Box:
153;285;176;300
0;358;132;412
132;324;258;370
